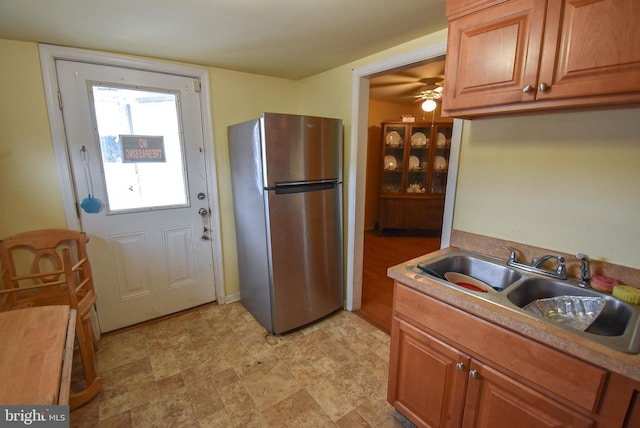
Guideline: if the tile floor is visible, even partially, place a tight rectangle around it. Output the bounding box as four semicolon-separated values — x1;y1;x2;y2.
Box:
70;302;405;427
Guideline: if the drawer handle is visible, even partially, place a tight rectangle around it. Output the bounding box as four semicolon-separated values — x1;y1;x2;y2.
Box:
469;369;478;379
456;362;464;371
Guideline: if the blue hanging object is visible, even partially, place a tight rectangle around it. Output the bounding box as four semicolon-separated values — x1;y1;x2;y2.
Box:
80;146;104;214
81;194;103;214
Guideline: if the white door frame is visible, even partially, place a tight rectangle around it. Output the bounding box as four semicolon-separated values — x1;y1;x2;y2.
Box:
345;41;463;311
39;44;227;305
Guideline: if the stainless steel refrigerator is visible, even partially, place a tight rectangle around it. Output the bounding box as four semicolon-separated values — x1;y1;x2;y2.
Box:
227;113;343;334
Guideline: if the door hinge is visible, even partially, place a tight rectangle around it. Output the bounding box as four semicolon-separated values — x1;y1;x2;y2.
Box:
57;91;63;110
193;80;201;93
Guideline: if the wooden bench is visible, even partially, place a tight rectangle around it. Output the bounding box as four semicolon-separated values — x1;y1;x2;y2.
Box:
0;306;76;405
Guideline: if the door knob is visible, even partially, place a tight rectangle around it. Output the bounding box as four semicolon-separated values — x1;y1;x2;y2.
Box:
469;370;478;379
198;208;208;217
522;84;534;93
538;82;550;92
456;362;464;371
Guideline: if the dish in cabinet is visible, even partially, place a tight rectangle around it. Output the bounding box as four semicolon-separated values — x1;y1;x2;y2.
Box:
386;131;401;147
411;132;428;147
433;155;448;171
408;155;420;170
384;155;398;170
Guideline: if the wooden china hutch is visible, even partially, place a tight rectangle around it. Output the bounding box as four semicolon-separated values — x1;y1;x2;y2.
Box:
378;121;452;233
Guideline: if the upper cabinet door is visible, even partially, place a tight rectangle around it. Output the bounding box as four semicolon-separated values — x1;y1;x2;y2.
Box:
443;0;640;118
443;0;546;111
537;0;640;101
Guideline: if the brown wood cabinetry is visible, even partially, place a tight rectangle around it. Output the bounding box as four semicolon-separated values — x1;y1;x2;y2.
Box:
461;362;593;427
378;122;451;232
387;282;640;427
389;318;469;427
443;0;640;118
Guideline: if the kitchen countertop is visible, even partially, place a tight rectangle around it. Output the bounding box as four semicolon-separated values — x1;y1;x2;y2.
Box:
387;246;640;383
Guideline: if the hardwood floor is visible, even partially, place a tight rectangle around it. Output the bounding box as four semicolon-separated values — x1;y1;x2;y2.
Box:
356;230;441;333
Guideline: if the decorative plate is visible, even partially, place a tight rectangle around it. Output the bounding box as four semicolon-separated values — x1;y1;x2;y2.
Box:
408;156;420;170
384;155;397;170
411;132;427;147
386;131;401;147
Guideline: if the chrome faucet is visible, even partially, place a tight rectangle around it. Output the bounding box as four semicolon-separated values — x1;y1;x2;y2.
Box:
576;253;591;287
501;246;567;280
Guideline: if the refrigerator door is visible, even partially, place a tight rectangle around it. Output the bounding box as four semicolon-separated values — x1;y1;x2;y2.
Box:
266;184;343;333
261;113;342;187
228;118;274;332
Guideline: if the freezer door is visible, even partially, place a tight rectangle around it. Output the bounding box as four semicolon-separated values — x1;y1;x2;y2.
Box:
261;113;342;187
266;184;343;333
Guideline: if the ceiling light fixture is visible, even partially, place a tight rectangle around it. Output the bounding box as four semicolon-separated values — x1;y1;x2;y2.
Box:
421;99;437;112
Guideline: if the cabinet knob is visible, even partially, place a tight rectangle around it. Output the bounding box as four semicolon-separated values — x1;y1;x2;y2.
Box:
456;362;464;371
522;84;534;93
538;82;550;92
469;370;478;379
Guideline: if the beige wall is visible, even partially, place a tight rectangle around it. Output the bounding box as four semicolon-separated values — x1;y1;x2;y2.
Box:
0;40;66;235
0;39;299;298
3;23;639;301
454;108;640;269
0;30;450;299
206;68;299;297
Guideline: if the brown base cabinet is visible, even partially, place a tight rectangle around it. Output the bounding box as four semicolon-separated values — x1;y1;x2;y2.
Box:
389;319;469;427
388;282;640;427
463;363;593;427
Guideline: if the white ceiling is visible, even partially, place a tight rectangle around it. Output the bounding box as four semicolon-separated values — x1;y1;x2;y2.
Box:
0;0;447;81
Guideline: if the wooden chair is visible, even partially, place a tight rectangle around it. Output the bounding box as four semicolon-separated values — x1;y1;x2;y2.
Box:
0;229;103;409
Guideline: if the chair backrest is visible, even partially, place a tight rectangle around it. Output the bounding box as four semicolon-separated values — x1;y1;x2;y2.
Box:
0;229;96;313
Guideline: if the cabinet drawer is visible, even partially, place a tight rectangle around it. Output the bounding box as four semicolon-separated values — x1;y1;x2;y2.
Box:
394;282;607;412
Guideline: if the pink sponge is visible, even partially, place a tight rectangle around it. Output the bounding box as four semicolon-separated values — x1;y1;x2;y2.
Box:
591;275;620;293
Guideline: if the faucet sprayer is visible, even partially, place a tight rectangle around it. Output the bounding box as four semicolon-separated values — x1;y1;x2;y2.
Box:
576;253;591;287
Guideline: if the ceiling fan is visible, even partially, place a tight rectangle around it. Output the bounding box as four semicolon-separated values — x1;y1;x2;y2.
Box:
414;77;444;102
368;59;446;105
414;77;444;112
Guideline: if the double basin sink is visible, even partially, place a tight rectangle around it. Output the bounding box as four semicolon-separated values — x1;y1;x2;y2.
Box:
411;249;640;354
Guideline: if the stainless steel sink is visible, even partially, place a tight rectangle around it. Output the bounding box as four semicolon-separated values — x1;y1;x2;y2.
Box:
409;248;640;354
507;278;634;337
417;255;522;290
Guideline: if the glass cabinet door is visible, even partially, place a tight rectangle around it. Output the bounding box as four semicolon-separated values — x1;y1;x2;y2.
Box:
429;124;452;194
382;125;406;194
407;125;430;194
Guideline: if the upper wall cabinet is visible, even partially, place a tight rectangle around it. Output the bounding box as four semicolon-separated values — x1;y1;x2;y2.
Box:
443;0;640;118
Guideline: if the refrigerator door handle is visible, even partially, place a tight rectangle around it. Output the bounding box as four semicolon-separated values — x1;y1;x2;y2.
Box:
274;181;337;194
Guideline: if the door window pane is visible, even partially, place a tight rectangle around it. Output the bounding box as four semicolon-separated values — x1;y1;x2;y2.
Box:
90;85;188;212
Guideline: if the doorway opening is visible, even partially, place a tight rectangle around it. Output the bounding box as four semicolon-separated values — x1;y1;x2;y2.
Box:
345;42;462;330
357;55;450;332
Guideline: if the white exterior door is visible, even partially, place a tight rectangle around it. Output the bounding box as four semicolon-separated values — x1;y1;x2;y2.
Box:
56;60;216;332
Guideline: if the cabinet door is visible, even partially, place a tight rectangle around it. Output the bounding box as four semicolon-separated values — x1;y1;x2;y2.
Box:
443;0;547;111
407;125;430;195
537;0;640;101
381;124;407;194
429;125;452;195
461;362;595;428
388;318;470;428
